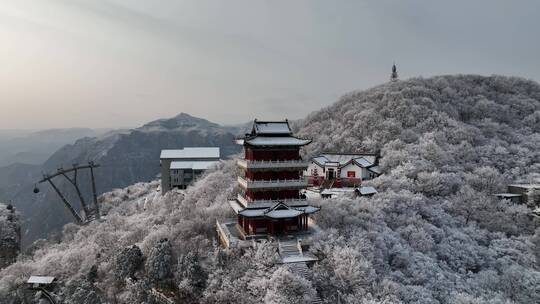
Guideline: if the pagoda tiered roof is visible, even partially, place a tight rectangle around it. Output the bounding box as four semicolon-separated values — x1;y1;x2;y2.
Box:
236;194;307;209
252;121;292;135
229;200;320;219
237;120;312;147
223;118;318;240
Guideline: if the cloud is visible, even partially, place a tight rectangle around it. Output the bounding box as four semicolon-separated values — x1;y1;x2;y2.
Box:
0;0;539;128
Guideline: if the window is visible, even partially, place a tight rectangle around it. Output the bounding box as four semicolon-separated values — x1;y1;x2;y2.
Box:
347;171;356;178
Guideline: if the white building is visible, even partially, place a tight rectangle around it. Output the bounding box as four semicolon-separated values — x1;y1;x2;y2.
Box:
305;152;381;187
27;276;56;289
160;147;220;193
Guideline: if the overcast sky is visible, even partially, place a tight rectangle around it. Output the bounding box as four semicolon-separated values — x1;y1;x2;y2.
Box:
1;0;539;129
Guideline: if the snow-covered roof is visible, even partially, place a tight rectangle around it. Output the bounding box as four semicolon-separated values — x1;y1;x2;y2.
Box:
312;156;329;166
244;137;311;146
27;276;55;285
265;209;303;219
295;206;320;214
368;165;381;174
494;193;522;198
353;157;373;168
239;209;265;217
234;200;319;218
160;147;220;159
508;184;540;189
170;160;219;170
321;188;356;197
312;153;378;170
357;186;378;195
253;121;292;135
228;200;244;213
321;153;377;165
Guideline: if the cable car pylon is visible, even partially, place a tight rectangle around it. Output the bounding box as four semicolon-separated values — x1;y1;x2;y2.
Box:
34;162;101;224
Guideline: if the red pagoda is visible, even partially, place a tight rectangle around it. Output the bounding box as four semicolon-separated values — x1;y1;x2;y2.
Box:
228;119;320;237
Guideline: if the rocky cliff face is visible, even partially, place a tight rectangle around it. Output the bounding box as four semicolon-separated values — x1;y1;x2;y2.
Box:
0;204;20;269
2;113;241;246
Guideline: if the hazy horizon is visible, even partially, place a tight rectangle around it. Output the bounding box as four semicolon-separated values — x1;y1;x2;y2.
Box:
1;0;540;129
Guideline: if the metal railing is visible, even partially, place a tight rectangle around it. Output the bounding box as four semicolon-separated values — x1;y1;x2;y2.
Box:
237;177;308;189
237;159;309;169
216;219;236;248
237;194;307;207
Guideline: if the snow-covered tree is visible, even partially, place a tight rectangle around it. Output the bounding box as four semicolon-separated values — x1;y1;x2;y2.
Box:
263;267;317;304
115;245;144;281
146;238;174;285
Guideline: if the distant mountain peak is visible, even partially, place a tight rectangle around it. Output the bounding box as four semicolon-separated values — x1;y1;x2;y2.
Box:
140;113;221;131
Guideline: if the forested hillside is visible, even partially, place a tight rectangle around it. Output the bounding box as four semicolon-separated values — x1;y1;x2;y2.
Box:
1;75;539;303
293;75;540;303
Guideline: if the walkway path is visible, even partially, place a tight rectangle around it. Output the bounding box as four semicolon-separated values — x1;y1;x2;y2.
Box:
278;239;323;304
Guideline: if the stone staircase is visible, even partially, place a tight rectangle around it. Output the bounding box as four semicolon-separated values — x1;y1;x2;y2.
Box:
279;239;323;304
287;262;310;278
279;239;302;258
320;179;334;189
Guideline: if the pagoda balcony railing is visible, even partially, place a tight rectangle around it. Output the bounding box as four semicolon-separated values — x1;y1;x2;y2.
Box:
237;159;309;170
237;194;307;208
237;176;308;190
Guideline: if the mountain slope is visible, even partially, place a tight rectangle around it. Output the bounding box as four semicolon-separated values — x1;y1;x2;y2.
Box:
296;75;540;180
0;75;539;303
0;128;109;167
293;75;540;302
5;113;241;246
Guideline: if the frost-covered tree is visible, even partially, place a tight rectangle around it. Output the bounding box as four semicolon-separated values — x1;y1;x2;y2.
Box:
115;245;144;281
527;188;540;208
0;204;20;269
63;278;104;304
145;238;174;285
175;252;207;302
263;267;317;304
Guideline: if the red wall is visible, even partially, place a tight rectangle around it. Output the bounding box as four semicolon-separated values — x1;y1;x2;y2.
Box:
246;189;299;200
245;170;300;180
245;148;300;161
238;215;309;235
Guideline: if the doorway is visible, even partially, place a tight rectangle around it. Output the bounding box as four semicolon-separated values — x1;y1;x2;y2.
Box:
326;168;335;179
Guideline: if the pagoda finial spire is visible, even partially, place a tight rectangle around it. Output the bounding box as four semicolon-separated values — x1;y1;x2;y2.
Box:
391;62;398;82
